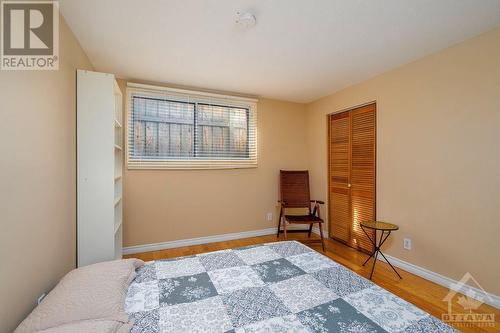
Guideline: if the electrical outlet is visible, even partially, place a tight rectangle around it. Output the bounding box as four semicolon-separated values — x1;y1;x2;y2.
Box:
37;293;47;305
403;238;412;250
266;212;273;221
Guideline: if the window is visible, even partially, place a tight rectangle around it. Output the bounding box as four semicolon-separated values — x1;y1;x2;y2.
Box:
127;83;257;169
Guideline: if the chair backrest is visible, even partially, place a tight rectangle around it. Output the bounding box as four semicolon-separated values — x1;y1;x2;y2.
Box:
279;170;311;209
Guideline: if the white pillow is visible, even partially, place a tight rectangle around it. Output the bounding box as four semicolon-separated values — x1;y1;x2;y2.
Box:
15;259;144;333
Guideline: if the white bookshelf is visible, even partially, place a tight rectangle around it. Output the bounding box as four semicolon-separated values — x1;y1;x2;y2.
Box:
77;70;123;267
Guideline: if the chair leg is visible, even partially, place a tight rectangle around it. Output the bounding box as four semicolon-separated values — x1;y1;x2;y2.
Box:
307;223;313;237
276;216;281;238
283;220;287;240
318;223;325;252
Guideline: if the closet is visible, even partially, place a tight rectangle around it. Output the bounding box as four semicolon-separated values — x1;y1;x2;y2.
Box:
328;103;376;253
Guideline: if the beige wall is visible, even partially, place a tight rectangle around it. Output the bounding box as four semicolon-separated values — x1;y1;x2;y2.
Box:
121;93;309;247
306;27;500;295
0;18;93;333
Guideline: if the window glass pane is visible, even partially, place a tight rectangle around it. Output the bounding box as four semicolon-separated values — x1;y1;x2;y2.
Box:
129;93;254;167
196;103;248;159
131;96;195;159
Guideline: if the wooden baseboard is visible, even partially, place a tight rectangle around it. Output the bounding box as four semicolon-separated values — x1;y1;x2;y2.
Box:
123;228;277;255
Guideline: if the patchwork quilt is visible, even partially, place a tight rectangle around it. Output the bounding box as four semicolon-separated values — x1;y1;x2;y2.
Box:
125;241;457;333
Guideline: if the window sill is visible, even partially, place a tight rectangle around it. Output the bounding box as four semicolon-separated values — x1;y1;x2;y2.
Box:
127;161;258;170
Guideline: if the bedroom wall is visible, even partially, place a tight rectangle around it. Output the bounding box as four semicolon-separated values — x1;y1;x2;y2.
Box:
305;27;500;295
119;86;309;248
0;17;93;333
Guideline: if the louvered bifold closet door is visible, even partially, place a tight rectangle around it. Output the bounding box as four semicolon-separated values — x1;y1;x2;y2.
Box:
350;105;376;253
329;112;351;243
328;104;376;253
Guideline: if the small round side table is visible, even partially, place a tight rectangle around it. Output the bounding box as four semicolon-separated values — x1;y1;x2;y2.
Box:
360;221;402;280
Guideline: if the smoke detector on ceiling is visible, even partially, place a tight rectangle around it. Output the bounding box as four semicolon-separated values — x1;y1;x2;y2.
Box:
235;12;256;28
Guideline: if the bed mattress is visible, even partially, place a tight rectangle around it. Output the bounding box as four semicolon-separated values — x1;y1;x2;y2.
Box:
125;240;457;332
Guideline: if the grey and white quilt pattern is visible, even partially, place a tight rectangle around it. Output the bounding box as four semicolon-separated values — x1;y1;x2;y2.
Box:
125;241;457;333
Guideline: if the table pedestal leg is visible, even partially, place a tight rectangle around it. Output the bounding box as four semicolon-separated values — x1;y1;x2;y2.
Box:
378;250;402;279
362;250;374;266
361;226;402;280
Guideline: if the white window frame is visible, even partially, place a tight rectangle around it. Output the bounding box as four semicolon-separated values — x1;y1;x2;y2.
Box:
126;82;258;170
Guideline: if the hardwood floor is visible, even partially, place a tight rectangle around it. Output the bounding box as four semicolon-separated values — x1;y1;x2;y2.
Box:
125;234;499;333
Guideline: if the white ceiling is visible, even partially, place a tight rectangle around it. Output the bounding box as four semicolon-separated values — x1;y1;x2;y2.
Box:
60;0;500;103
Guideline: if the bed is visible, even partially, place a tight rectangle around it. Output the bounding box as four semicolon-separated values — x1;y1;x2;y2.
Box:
124;240;457;333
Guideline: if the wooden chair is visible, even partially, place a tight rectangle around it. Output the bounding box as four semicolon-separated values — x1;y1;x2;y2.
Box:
277;170;325;251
